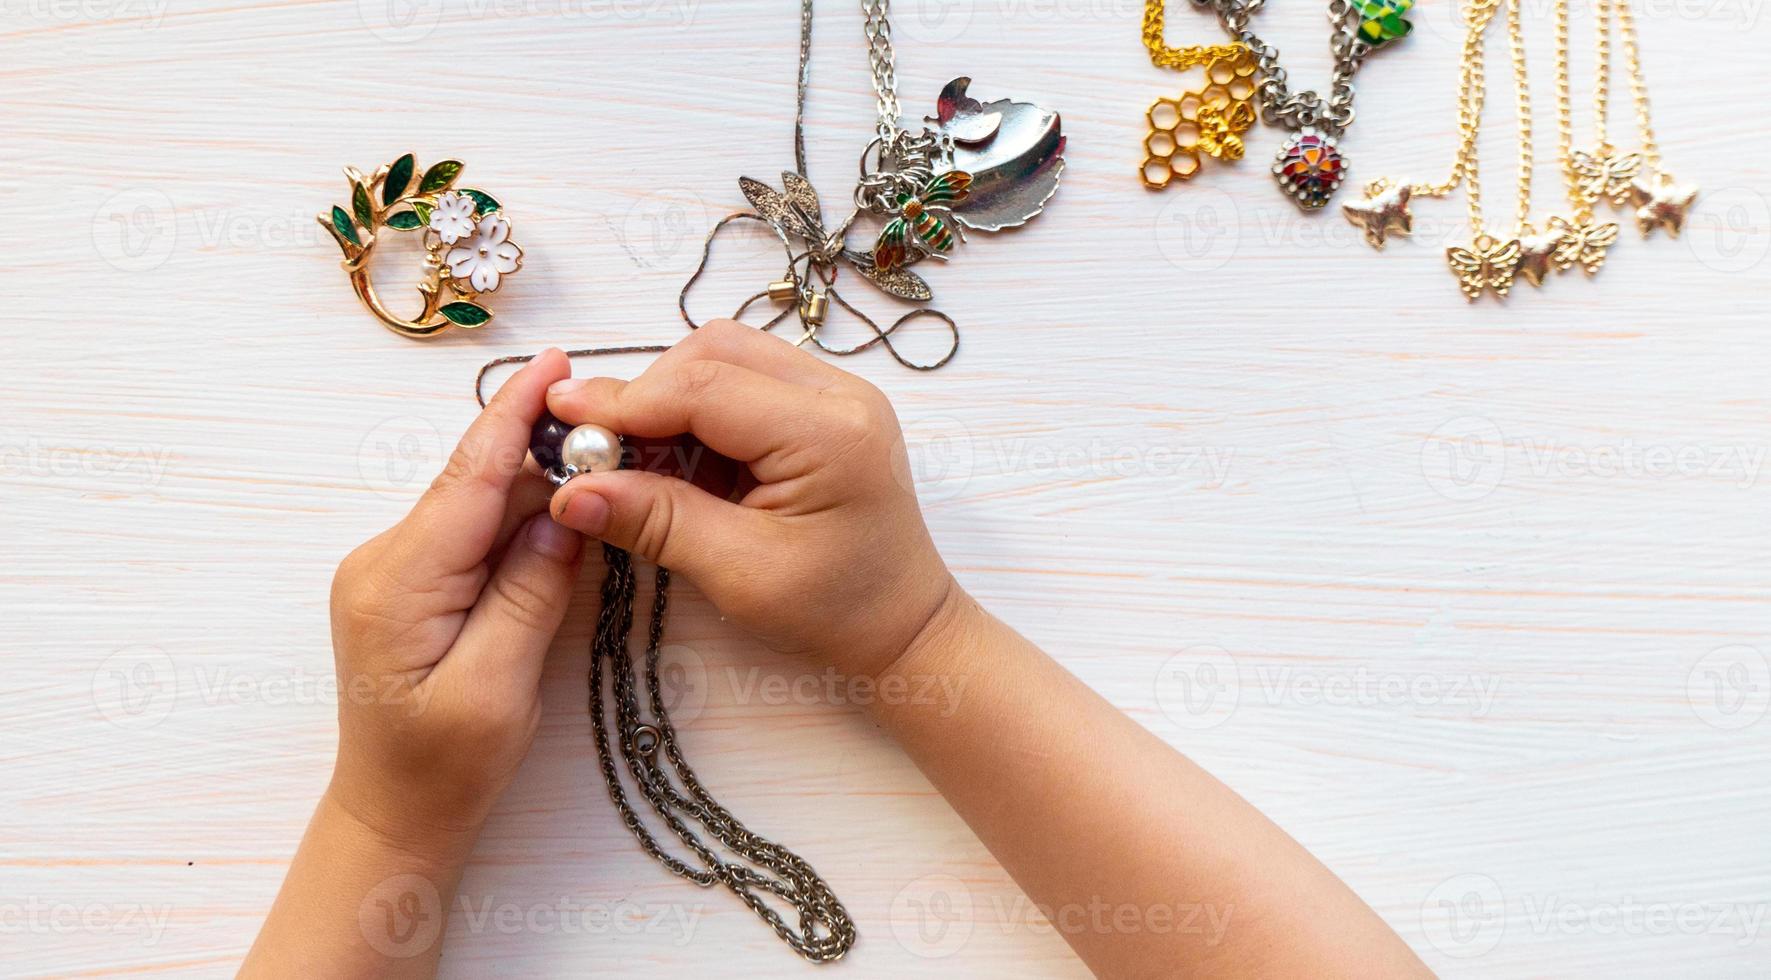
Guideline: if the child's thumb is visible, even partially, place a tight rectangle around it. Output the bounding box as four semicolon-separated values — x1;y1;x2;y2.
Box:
550;469;760;584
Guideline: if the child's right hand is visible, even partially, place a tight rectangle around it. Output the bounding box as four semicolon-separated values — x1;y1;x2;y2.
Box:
545;320;962;681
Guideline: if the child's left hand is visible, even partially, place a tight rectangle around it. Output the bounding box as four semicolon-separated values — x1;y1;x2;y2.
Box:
326;349;579;846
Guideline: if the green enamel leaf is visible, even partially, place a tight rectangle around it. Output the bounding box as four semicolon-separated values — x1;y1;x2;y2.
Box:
461;188;500;215
383;153;415;206
352;182;374;230
385;210;423;230
330;206;360;247
439;301;491;326
419;159;464;194
412;200;435;224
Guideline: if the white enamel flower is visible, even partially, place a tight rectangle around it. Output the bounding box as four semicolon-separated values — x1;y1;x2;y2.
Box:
428;191;477;244
446;215;522;293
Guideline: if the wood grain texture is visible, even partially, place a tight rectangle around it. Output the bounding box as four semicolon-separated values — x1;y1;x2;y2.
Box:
3;0;1768;976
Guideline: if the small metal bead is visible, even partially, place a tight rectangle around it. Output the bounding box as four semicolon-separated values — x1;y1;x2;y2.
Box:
801;290;829;325
560;423;621;476
766;278;798;303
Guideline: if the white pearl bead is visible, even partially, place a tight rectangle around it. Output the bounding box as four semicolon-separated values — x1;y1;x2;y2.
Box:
560;424;621;475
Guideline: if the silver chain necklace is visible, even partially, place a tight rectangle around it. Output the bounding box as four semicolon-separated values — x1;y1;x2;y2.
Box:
681;0;1067;370
1198;0;1373;208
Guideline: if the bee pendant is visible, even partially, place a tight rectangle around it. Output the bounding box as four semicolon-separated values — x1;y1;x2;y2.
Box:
874;171;974;272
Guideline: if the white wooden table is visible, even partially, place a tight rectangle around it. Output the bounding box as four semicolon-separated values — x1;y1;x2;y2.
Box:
5;1;1768;976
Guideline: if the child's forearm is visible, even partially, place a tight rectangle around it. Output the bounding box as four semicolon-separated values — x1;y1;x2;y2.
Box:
241;785;476;979
870;588;1431;980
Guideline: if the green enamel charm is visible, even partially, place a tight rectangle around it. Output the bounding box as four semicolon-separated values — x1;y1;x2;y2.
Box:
1355;0;1413;47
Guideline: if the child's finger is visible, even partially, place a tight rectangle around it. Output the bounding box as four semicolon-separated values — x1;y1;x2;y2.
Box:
393;349;570;579
550;467;766;587
546;360;837;482
679;319;845;389
440;513;582;699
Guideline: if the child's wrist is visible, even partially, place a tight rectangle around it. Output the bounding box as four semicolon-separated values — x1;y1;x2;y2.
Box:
862;580;989;724
324;772;486;867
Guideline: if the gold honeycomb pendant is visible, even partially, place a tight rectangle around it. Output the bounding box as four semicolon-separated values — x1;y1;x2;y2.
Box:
1140;48;1259;189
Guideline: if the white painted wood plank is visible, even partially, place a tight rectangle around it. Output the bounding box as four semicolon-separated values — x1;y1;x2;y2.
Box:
2;1;1767;976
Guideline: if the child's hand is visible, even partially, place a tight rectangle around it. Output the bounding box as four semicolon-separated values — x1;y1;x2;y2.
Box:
326;350;579;844
546;321;958;681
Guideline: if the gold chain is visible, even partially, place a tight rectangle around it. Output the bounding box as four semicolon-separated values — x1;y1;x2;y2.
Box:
1553;0;1593;219
1458;0;1531;239
1142;0;1245;70
1613;0;1661;168
1413;0;1500;201
1505;0;1534;234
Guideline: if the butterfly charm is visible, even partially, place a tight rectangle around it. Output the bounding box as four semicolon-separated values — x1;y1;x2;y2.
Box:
1446;235;1523;301
1570;147;1643;208
874;170;974;272
1547;214;1621;275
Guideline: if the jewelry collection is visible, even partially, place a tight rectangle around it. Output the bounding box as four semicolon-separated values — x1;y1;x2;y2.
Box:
1140;0;1411;208
315;0;1699;966
679;0;1065;371
1338;0;1698;298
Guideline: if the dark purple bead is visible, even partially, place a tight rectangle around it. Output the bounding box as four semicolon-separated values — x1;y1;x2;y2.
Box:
529;410;573;475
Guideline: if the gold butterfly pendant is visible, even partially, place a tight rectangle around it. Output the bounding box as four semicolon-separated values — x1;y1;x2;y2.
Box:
1547;215;1621;275
1570;147;1643;208
1446;235;1522;301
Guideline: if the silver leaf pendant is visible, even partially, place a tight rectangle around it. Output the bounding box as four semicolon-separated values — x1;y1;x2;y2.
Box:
923;78;1065;232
